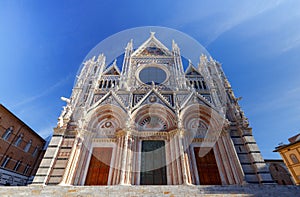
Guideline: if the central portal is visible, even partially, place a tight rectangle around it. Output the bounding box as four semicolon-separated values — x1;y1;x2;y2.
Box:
140;140;167;185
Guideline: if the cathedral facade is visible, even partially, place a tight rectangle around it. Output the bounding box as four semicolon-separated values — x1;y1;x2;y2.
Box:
33;33;273;185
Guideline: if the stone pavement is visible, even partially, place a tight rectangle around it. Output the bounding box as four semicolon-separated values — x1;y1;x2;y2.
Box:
0;185;299;197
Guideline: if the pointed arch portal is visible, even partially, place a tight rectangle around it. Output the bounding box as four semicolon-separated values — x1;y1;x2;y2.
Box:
194;147;221;185
85;147;113;185
140;140;167;185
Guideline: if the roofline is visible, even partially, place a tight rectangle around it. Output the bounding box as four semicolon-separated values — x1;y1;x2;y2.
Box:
273;140;300;152
0;104;46;143
264;159;284;162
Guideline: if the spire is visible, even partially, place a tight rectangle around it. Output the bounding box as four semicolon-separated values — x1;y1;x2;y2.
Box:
121;39;134;76
172;39;176;47
125;39;133;51
199;54;208;71
97;53;104;62
200;54;208;64
172;40;179;53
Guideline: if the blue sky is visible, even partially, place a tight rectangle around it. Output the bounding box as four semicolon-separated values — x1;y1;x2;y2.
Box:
1;0;300;159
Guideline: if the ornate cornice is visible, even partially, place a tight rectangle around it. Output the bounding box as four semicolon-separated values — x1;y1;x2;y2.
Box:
92;138;117;143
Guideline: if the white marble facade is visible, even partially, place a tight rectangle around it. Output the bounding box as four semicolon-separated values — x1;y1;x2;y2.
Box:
33;33;273;185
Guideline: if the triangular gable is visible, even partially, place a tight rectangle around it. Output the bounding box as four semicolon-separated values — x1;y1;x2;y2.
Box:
132;88;174;112
176;94;190;107
104;67;120;75
185;63;202;76
180;92;214;111
89;91;127;112
140;45;167;56
103;60;120;75
116;93;130;107
132;32;172;57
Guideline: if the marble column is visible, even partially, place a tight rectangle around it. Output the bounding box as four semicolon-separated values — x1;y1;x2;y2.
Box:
125;136;133;184
174;133;182;184
119;131;130;185
112;136;121;185
178;130;189;185
170;133;178;184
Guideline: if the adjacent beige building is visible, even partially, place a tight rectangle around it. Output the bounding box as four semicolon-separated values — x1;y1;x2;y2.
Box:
274;133;300;185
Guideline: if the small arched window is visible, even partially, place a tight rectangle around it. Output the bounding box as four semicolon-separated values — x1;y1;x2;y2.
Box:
290;154;299;164
108;80;112;88
23;164;30;175
24;139;32;152
1;156;11;167
14;134;23;147
32;146;39;157
194;81;198;89
2;127;13;140
202;81;207;89
198;81;203;89
99;80;103;88
13;160;22;171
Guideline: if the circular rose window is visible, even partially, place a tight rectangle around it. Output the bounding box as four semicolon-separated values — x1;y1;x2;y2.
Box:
139;67;167;85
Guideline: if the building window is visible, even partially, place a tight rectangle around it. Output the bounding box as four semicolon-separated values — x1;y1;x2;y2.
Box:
14;134;23;147
24;139;32;152
2;127;13;140
202;81;207;89
32;146;39;157
290;154;299;164
1;156;11;168
23;164;30;175
13;160;22;171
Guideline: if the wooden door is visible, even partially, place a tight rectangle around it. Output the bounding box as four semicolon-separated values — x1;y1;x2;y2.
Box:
85;147;112;185
194;147;221;185
140;140;167;185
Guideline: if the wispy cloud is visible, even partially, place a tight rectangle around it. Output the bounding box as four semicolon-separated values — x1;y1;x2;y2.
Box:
281;34;300;53
13;74;72;108
248;86;300;116
204;1;285;46
168;1;285;46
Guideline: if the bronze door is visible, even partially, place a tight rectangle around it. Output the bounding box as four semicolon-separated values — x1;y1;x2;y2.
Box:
85;147;112;185
194;147;221;185
140;140;167;185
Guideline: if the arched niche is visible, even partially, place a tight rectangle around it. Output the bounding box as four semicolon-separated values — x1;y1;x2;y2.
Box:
132;104;176;132
181;104;226;151
86;104;128;135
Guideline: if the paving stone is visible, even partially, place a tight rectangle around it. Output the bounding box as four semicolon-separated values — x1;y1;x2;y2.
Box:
0;185;299;197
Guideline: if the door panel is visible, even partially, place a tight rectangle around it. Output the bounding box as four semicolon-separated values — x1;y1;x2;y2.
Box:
140;140;167;185
194;147;221;185
85;147;112;185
